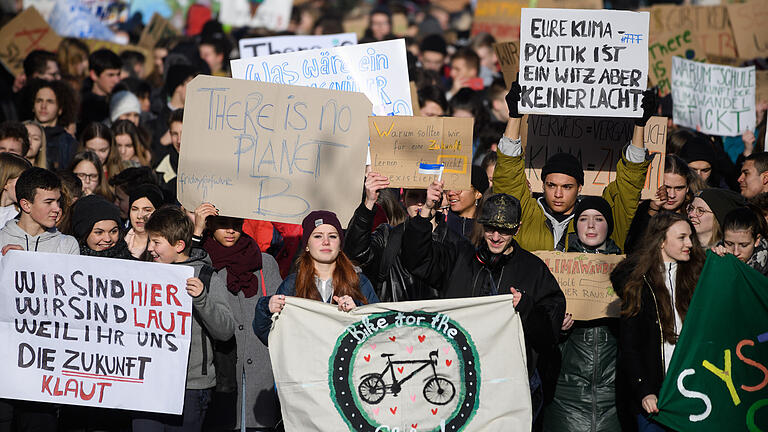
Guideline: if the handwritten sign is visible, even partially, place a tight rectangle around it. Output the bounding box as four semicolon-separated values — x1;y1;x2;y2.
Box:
471;0;530;40
649;29;707;97
518;8;649;118
523;116;667;199
138;13;178;49
757;71;768;104
726;0;768;60
368;116;473;190
671;58;755;137
270;296;531;431
494;41;520;89
534;0;603;9
533;251;623;321
0;7;62;77
178;75;372;225
238;33;357;59
649;5;737;58
231;39;412;117
0;251;193;414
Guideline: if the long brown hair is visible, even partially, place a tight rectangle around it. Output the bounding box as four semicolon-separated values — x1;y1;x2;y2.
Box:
620;212;705;344
294;250;368;305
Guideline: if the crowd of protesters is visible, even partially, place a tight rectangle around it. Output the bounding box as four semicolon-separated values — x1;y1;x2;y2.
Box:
0;1;766;432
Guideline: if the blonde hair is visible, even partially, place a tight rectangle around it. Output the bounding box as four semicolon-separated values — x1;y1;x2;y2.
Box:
21;120;47;168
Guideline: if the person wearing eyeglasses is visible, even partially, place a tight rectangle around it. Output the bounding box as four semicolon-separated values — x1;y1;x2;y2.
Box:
686;188;746;250
68;150;112;199
401;186;565;422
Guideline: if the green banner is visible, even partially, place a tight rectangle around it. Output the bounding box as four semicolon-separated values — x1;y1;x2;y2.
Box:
655;252;768;431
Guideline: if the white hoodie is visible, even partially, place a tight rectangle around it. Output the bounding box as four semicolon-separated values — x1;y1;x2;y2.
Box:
0;220;79;254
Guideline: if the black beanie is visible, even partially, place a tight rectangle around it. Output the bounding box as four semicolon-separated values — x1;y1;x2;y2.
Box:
541;153;584;185
471;167;490;194
679;135;716;166
697;188;746;225
129;184;165;210
420;34;447;56
574;196;614;237
72;195;122;240
164;64;196;96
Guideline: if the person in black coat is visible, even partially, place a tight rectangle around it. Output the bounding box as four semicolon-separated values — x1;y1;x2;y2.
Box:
400;181;565;421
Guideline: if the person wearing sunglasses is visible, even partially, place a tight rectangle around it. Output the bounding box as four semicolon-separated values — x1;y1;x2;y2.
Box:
686;188;746;250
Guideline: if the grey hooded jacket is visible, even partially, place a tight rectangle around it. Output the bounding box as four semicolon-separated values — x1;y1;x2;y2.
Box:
0;220;79;254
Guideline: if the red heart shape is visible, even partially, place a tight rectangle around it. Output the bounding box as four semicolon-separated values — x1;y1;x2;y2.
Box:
446;360;452;367
390;406;397;415
431;408;438;415
412;424;418;428
364;354;371;362
397;367;404;374
389;336;396;342
418;335;426;343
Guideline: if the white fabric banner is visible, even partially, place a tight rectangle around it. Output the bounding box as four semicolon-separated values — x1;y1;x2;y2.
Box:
0;251;194;414
518;8;649;117
231;39;413;116
269;296;532;431
671;57;756;136
238;33;358;58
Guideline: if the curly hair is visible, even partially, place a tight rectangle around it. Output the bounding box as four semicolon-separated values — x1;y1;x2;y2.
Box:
27;79;79;127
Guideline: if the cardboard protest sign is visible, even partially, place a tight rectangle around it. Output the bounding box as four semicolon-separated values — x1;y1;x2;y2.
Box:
409;82;421;116
671;58;755;136
649;5;737;58
757;71;768;104
219;0;292;31
368;116;474;190
534;0;603;9
238;33;358;59
138;13;178;49
494;41;520;89
518;8;649;118
523;116;667;199
726;0;768;60
649;29;707;97
533;251;623;321
269;296;531;431
178;75;372;226
0;7;62;76
84;39;154;76
0;251;193;414
472;0;531;41
231;39;412;116
23;0;57;20
655;254;768;431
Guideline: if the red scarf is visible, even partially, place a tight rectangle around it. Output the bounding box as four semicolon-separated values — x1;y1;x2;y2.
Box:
203;234;263;298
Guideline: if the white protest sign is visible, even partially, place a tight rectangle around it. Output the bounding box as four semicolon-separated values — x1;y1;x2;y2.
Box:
238;33;358;58
269;296;532;431
231;39;413;116
0;251;193;414
671;57;756;137
518;8;649;117
219;0;293;31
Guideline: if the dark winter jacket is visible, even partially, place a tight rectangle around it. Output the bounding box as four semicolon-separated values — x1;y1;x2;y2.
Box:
401;213;565;377
344;203;470;302
44;126;78;170
446;211;475;240
253;271;379;345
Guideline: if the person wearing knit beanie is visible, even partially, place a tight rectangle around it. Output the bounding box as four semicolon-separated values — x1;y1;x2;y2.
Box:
541;153;585;187
164;64;196;99
679;135;716;183
71;195;129;257
689;188;746;248
419;34;448;72
301;210;344;250
571;196;620;253
109;90;141;124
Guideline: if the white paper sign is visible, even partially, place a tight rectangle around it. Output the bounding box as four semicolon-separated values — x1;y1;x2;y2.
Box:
219;0;293;31
0;251;194;414
671;57;756;137
518;8;649;117
231;39;413;116
238;33;358;58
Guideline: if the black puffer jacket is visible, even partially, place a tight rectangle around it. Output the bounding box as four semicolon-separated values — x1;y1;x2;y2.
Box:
542;235;622;432
343;203;470;302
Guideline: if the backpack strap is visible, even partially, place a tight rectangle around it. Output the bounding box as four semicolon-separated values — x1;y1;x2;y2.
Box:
260;269;266;297
198;264;214;292
196;264;215;376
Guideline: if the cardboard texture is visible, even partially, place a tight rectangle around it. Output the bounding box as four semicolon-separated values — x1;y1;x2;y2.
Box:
726;0;768;60
533;251;623;321
757;70;768;104
409;82;421;116
0;7;62;76
523;116;667;199
471;0;531;40
649;5;737;58
494;41;520;89
648;29;707;97
178;75;372;226
368;116;474;190
138;13;178;49
535;0;603;8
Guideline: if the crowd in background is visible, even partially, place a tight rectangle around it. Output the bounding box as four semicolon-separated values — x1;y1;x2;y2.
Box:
0;0;766;431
